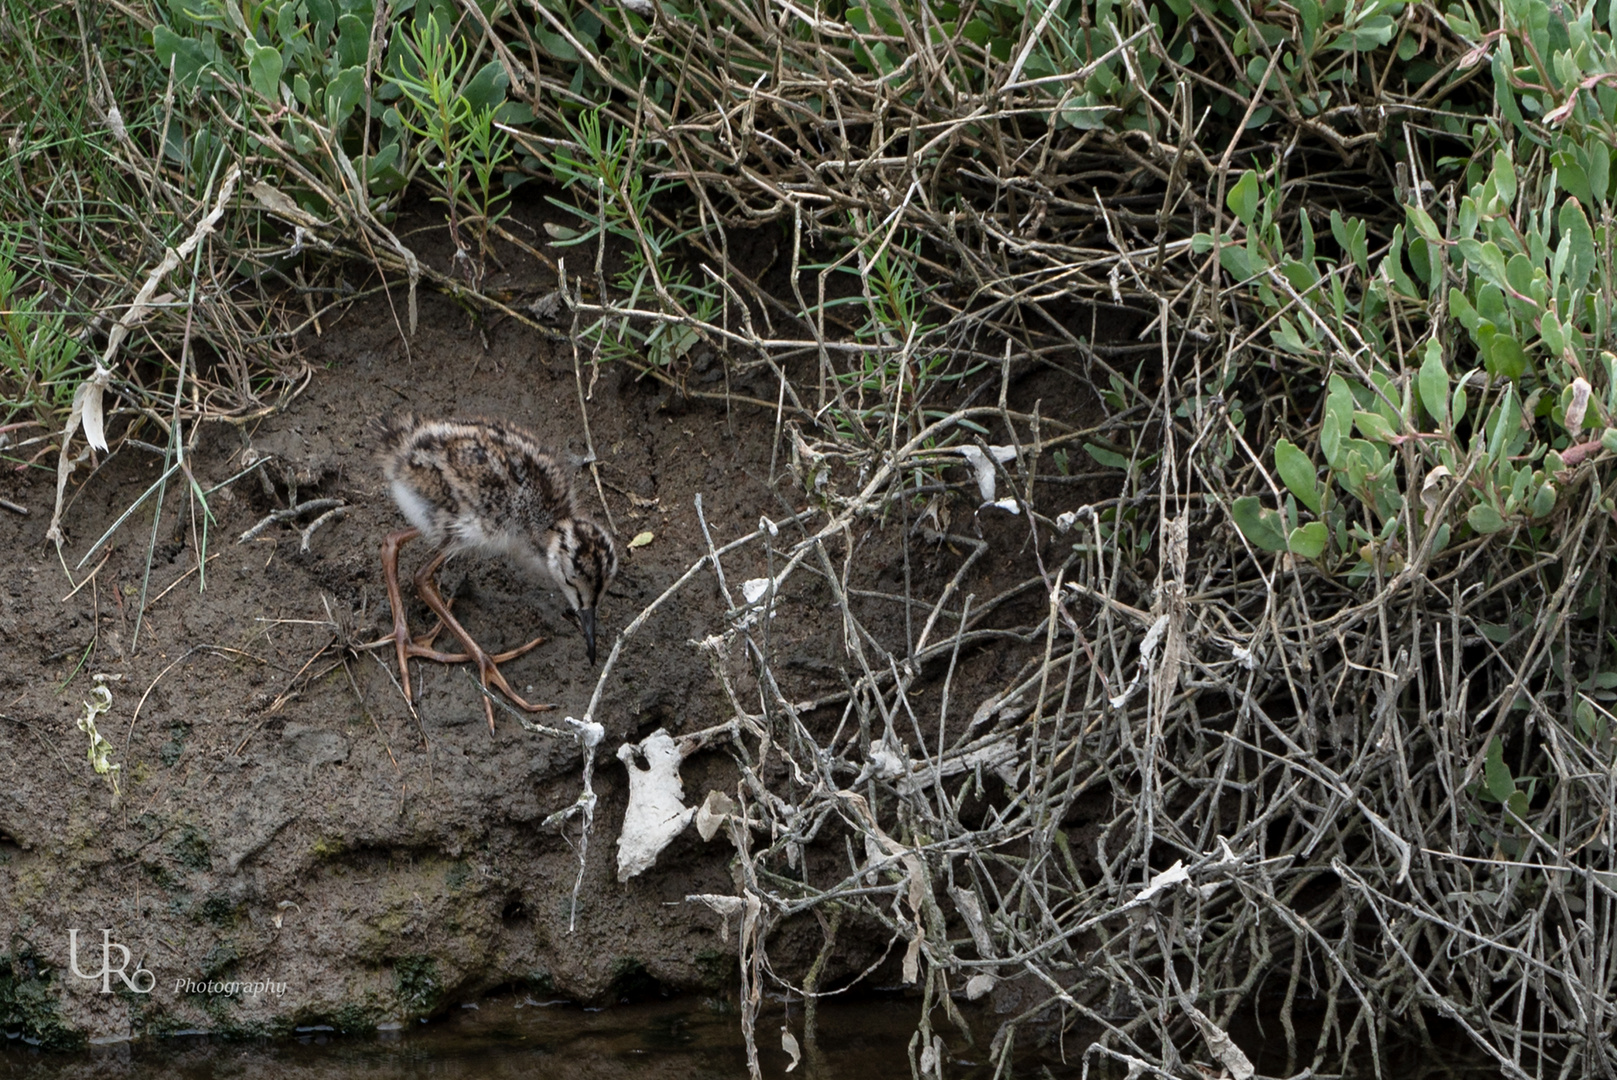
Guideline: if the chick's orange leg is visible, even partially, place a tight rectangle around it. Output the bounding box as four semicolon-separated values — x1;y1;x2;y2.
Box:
410;552;557;732
373;529;483;699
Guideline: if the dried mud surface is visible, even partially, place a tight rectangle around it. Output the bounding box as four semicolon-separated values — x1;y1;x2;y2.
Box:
0;204;1111;1045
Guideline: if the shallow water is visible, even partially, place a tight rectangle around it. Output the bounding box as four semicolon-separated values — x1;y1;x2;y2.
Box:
2;993;1517;1079
0;995;1038;1080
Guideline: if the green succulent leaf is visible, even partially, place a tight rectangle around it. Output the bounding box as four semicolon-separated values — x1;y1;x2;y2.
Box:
1467;504;1507;534
1530;481;1557;517
1320;410;1344;469
1353;411;1395;444
246;42;284;101
1560;199;1596;293
1458;238;1509;291
463;60;510;111
1491;148;1517;208
1332;13;1395;51
1232;497;1289;552
1483;737;1515;804
1287;521;1328;559
1487;333;1529;379
1419;341;1450;426
1083;442;1132;470
1406;203;1442;243
153;25;214;87
1227;171;1260;229
337;12;369;68
1274;439;1322;514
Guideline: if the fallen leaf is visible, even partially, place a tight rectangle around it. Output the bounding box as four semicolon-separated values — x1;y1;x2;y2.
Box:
902;932;923;984
72;366;113;453
1566;376;1592;432
628;531;654;549
1420;465;1453;517
782;1028;802;1072
248;180;328;227
695;789;738;842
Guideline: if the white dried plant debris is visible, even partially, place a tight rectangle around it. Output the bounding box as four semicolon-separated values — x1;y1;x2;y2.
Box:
862;832;887;885
249;179;330;228
1420;464;1453;517
1053;506;1091;532
737;577;779;628
1111;1052;1156;1080
615;729;695;882
1182;998;1255;1079
71;366;113;454
968;693;1003;731
1210;835;1247;867
1139;610;1170;658
77;674;122;795
788;425;829;492
864;740;909;781
48;164;241;547
695;789;739;842
897;732;1019;796
272;900;301;929
954;444;1017;505
967;692;1026;735
965;974;995;1000
1134;859;1190;904
902;929;924;984
1230;643;1256;670
570;716;604;750
919;1034;946;1077
1108;612;1171;709
842;791;933;982
1566;376;1593;431
686;893;746;941
781;1027;802;1072
948;885;998;960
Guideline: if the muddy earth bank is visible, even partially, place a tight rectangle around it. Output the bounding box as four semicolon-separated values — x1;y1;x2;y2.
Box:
0;219;1102;1047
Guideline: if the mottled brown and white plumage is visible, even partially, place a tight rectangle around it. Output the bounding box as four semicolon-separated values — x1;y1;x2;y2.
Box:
371;412;618;729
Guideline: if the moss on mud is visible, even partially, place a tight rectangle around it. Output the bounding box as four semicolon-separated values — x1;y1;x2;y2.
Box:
0;947;83;1050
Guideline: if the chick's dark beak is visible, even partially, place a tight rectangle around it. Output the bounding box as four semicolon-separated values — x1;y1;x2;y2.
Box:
581;607;598;665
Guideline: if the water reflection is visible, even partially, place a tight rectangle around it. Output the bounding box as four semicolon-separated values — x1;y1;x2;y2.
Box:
1;995;1015;1079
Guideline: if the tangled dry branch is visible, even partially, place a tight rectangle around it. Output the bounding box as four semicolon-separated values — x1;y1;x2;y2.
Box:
459;2;1617;1076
